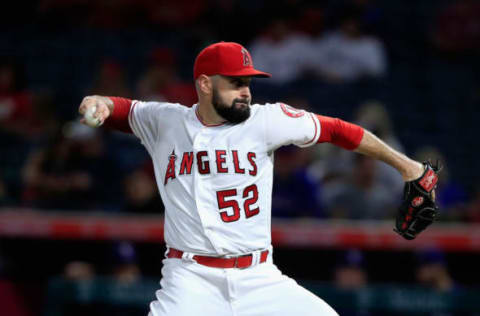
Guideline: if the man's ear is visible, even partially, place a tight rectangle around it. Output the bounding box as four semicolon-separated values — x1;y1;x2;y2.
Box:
196;75;213;95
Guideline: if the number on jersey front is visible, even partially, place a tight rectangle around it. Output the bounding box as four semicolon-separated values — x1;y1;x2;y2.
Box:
216;185;260;222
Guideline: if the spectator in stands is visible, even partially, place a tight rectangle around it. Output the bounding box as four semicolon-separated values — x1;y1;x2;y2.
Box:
0;61;60;211
0;89;60;205
87;0;145;29
102;241;146;316
309;7;386;83
333;249;371;316
431;0;480;56
323;154;397;219
312;100;403;193
326;0;385;34
123;167;164;215
466;186;480;223
353;100;404;196
293;5;326;38
63;261;96;281
136;47;197;106
414;250;474;316
249;17;314;85
0;59;34;138
142;0;207;28
89;59;131;98
49;260;97;316
415;249;457;293
309;100;403;218
2;65;58;138
110;241;141;285
29;91;60;141
333;249;368;290
414;146;467;221
22;122;119;211
355;100;402;150
272;145;323;218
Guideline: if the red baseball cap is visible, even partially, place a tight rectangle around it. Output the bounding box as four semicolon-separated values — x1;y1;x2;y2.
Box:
193;42;271;79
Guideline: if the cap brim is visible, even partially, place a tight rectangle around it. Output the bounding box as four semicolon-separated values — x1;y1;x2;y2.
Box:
221;68;272;78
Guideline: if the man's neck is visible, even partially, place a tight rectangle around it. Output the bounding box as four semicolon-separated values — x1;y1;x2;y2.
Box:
197;101;226;125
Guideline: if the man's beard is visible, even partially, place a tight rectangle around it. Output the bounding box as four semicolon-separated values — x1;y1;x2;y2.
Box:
212;88;251;124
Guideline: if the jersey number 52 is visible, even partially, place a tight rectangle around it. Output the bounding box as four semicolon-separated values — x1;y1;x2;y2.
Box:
216;185;259;222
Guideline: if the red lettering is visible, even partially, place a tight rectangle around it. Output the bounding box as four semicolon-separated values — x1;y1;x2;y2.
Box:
216;185;261;222
215;150;228;173
197;151;210;174
247;152;257;176
217;189;240;222
179;152;194;175
232;150;245;174
164;150;177;185
243;184;260;218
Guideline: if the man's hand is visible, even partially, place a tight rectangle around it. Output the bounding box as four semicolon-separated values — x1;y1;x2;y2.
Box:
78;95;113;127
394;161;442;240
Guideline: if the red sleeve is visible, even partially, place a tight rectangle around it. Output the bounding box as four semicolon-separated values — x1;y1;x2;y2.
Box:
316;115;364;150
103;97;133;133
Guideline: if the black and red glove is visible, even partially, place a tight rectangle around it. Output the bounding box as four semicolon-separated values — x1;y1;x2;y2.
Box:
394;161;442;240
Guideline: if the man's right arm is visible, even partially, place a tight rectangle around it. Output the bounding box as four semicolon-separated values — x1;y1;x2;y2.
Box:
78;95;133;133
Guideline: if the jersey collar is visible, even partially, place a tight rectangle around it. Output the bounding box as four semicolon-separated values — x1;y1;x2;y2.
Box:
194;104;226;127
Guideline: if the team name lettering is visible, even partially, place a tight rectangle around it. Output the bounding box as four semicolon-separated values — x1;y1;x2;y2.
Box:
197;151;210;174
216;150;228;173
179;152;194;175
232;150;245;174
247;152;257;176
164;150;177;185
164;150;257;185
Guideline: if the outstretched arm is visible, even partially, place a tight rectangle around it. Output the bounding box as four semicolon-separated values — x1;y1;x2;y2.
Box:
316;115;424;180
317;115;438;240
354;129;424;181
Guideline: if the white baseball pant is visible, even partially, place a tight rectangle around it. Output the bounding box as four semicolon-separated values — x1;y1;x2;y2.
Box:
148;250;339;316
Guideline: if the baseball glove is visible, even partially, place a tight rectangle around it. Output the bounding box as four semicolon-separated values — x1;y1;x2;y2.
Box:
394;161;442;240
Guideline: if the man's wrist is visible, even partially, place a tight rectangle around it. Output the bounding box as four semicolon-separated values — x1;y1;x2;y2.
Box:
102;96;133;133
99;96;114;112
401;161;425;182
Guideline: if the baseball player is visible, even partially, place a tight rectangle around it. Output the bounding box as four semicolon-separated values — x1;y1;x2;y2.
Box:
78;42;439;315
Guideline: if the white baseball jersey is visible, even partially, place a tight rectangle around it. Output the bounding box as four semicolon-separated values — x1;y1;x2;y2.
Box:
128;101;320;256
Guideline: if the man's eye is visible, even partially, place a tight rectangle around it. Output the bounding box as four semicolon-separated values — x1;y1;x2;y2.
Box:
229;78;249;87
236;81;249;87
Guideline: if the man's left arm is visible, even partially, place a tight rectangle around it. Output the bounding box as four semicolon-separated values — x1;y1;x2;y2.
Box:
354;129;424;181
315;114;423;179
316;115;440;240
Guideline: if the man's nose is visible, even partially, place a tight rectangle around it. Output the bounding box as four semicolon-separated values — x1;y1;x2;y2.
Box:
239;86;250;99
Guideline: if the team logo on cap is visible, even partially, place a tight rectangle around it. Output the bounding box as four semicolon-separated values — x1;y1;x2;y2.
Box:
280;103;305;118
241;47;252;67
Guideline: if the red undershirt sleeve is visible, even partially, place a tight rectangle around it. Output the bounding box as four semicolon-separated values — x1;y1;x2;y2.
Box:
316;115;364;150
103;96;133;133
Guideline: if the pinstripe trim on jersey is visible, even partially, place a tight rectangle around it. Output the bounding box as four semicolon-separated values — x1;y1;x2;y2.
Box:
300;112;321;147
127;100;139;134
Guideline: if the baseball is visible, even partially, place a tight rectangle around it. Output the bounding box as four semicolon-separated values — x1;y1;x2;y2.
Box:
84;105;102;127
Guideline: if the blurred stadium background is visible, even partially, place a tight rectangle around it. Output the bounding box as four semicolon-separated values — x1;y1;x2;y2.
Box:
1;0;480;315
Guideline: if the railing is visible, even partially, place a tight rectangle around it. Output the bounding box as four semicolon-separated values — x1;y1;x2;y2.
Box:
2;208;480;251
